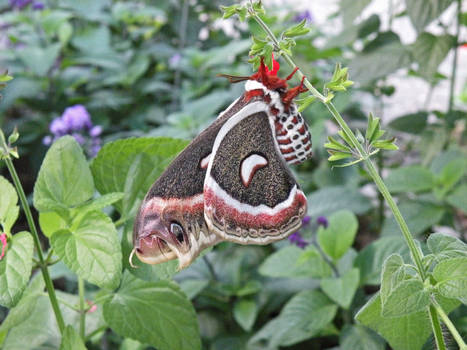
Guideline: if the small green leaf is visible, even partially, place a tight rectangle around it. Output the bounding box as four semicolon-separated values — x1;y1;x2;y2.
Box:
0;232;34;308
234;299;258;331
433;257;467;299
434;158;466;198
427;233;467;261
324;136;352;152
259;246;332;278
388;112;428;134
34;136;94;212
297;95;316;112
283;19;310;38
318;210;358;260
337;130;354;148
39;211;67;238
446;184;467;213
365;113;380;142
76;192;124;215
328;151;353;161
103;272;201;350
371;139;398;150
0;176;19;234
320;268;360;309
0;73;13;82
50;211;122;289
380;254;407;304
59;326;87;350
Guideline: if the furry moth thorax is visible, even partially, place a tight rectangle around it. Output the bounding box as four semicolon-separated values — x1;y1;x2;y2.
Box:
132;57;312;270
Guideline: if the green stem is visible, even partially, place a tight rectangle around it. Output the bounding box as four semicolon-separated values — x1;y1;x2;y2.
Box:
78;277;86;341
429;305;447;350
448;0;461;113
432;298;467;350
252;13;426;279
4;157;66;334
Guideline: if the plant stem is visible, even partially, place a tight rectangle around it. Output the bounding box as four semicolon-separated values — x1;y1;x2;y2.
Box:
78;277;86;341
252;13;426;279
448;0;461;113
4;157;66;334
432;298;467;350
429;305;447;350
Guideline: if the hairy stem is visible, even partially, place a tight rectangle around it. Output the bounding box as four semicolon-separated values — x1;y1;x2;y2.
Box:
432;298;467;350
4;157;65;334
429;305;447;350
79;277;86;341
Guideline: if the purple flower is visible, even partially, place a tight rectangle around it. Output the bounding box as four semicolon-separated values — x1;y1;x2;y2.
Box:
45;105;103;158
293;10;313;23
169;53;181;68
61;105;92;131
302;215;311;226
9;0;32;9
288;232;309;249
89;125;102;137
317;216;328;229
50;118;69;136
32;1;44;10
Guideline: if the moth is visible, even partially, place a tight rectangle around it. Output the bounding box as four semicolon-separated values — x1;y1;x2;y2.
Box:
132;57;312;269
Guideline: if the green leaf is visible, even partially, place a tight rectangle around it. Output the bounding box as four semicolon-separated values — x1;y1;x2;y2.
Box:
59;326;87;350
0;275;44;334
90;137;187;213
356;292;459;350
307;185;372;218
385;165;435;193
411;33;455;81
371;139;398;150
39;211;67;238
179;279;209;300
259;246;332;278
249;290;338;347
433;257;467;299
446;184;467;213
283;19;310;38
234;299;258;332
388;112;428;134
0;232;34;308
381;200;445;236
0;175;19;234
34;136;94;212
318;210;358;260
434;158;466;198
320;268;360;309
355;236;410;285
382;279;430;317
16;43;61;76
427;233;467;261
349;32;411;84
50;211;121;289
380;254;407;302
103;272;201;350
76;192;125;215
406;0;454;33
340;325;385;350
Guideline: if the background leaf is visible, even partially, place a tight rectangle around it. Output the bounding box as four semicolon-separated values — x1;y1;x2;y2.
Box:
0;232;34;308
405;0;454;33
34;136;94;212
103;272;201;350
0;176;19;234
320;268;360;309
318;210;358;260
385;165;434;193
233;299;258;332
339;325;385;350
59;326;87;350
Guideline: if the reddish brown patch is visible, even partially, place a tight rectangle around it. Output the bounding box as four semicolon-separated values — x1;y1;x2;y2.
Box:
278;138;292;145
245;89;264;102
270;106;279;116
281;147;294;154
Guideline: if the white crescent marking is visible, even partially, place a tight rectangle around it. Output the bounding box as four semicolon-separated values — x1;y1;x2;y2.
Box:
200;153;211;169
240;154;268;187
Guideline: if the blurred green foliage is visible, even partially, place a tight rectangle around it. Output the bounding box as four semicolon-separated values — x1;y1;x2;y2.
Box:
0;0;467;349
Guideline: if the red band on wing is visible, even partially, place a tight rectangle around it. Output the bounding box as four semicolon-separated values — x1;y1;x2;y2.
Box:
204;187;306;229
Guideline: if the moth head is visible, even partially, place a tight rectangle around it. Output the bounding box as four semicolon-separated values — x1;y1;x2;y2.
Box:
218;55;307;112
132;208;191;269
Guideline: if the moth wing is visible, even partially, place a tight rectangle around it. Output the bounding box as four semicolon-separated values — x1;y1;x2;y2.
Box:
204;102;307;244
